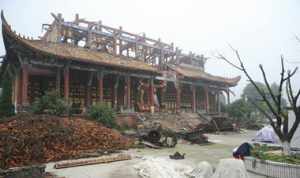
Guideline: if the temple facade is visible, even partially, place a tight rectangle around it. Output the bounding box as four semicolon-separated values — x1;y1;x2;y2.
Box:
1;11;240;114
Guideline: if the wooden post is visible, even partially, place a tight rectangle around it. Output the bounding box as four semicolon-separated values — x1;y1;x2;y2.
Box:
97;71;104;102
149;78;154;107
21;64;29;106
113;33;117;56
125;76;131;109
217;91;221;113
124;77;128;108
175;82;181;113
14;71;22;111
227;89;230;104
113;76;120;109
64;67;70;102
204;87;210;113
86;72;94;107
56;68;61;94
86;86;91;107
118;26;123;56
191;85;196;113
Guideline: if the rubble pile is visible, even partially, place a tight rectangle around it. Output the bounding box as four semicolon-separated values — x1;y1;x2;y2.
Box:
0;113;132;169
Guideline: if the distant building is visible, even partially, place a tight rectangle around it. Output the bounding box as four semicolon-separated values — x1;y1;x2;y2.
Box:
1;11;240;113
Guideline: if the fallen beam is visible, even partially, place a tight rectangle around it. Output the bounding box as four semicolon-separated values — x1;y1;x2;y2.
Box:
54;153;131;169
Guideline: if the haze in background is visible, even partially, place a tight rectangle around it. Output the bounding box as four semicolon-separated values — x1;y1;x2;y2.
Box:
1;0;300;100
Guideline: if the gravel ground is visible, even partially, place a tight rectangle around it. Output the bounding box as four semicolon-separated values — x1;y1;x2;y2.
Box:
46;130;266;178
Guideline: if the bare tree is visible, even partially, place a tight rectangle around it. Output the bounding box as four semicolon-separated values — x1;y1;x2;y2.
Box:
217;47;300;154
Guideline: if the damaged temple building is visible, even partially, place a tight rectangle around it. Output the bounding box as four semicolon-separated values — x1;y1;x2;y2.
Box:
1;11;240;116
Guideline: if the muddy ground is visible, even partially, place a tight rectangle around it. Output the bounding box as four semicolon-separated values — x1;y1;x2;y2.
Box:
46;130;266;178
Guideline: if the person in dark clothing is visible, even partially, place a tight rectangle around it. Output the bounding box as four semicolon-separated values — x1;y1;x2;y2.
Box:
233;142;253;160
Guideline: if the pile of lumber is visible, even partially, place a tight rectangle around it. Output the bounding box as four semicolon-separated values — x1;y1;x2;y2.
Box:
54;153;131;169
0;113;132;169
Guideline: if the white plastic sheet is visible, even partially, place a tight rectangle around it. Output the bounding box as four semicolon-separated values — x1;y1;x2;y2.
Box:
211;159;249;178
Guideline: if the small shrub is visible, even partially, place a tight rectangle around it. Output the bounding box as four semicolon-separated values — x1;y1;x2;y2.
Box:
88;102;116;128
31;91;69;116
251;144;269;160
0;77;15;118
251;144;300;164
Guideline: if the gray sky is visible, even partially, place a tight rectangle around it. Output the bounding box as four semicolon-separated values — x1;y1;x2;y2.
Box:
1;0;300;100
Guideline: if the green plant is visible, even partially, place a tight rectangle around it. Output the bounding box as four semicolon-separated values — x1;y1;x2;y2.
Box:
251;144;300;165
251;144;269;160
88;102;116;128
31;91;68;116
0;77;14;118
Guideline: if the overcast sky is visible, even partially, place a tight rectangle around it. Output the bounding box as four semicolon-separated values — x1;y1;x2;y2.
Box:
1;0;300;100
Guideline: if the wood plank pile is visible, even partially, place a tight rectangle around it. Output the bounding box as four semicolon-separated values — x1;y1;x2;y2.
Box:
54;153;131;169
0;113;133;169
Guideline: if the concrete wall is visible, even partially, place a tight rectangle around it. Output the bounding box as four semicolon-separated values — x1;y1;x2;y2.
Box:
289;111;300;148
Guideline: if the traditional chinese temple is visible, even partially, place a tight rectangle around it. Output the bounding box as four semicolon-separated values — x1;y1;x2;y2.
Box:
1;11;240;114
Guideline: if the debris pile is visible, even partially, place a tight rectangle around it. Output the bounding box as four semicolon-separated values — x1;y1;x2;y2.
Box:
169;152;185;160
0;113;132;169
136;112;209;147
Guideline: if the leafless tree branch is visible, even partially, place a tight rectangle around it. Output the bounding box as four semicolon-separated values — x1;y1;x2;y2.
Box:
218;46;299;146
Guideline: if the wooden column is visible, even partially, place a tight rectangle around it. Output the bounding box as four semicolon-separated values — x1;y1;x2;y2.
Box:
160;81;167;111
113;34;117;56
63;67;70;102
14;71;22;111
56;68;61;94
226;89;230;104
21;64;29;106
204;87;210;113
113;76;120;109
149;79;154;107
97;72;104;102
191;85;196;113
125;76;131;109
86;86;91;107
86;72;94;107
217;91;221;113
118;26;123;55
175;83;181;113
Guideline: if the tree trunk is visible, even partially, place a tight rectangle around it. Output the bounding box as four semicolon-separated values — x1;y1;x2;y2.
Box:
282;141;291;155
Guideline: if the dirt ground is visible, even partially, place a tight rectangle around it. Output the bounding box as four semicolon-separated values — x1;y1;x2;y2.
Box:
46;130;266;178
